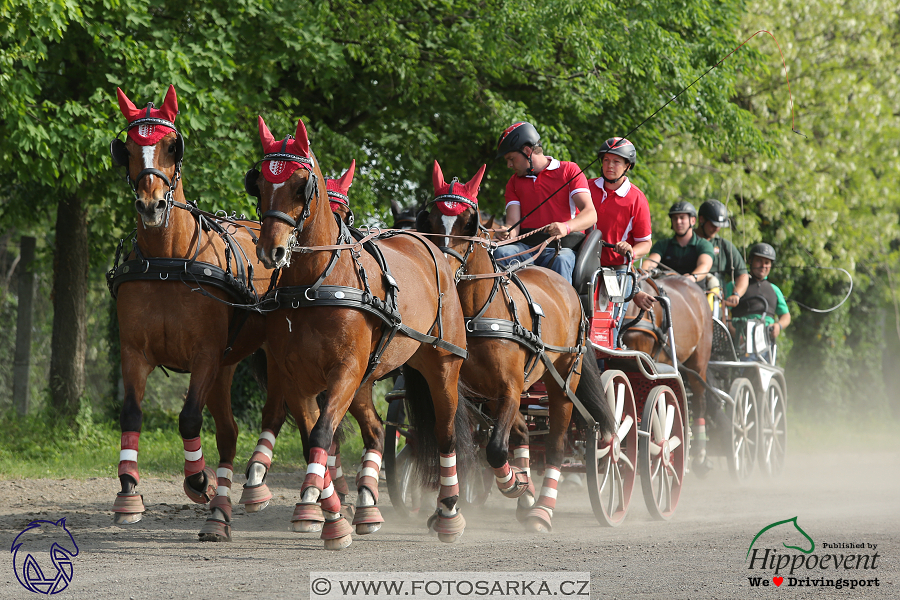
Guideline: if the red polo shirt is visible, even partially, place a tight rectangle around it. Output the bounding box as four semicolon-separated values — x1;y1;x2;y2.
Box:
505;158;589;229
587;177;652;266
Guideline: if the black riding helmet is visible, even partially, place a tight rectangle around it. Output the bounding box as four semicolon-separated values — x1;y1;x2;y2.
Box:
496;122;541;159
668;200;697;218
598;137;636;166
748;242;777;262
699;199;729;228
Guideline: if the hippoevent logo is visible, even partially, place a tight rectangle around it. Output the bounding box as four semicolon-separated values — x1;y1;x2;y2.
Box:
11;518;79;595
745;517;880;591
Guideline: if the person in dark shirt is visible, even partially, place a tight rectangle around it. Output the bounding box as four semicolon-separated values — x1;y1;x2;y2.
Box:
696;199;748;312
643;201;714;284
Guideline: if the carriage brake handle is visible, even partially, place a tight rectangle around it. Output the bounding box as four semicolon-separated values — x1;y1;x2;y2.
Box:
656;296;677;365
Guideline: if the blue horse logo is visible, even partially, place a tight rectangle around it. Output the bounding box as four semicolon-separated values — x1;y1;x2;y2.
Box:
11;518;79;594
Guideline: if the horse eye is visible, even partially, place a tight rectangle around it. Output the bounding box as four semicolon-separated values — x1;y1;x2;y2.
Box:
168;142;176;154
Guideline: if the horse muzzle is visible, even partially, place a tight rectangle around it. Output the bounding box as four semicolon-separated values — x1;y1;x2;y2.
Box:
256;243;290;270
134;197;168;228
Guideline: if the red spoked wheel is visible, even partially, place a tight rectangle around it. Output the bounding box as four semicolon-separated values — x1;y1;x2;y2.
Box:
586;370;637;527
638;385;685;521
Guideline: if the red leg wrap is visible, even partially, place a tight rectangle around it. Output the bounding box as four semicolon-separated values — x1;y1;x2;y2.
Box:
439;453;459;501
249;429;275;470
319;468;342;514
118;431;140;484
182;436;206;477
302;447;329;493
355;449;382;502
329;450;350;496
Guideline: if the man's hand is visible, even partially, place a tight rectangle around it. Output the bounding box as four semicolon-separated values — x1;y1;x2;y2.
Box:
615;241;633;256
723;294;741;308
494;226;514;241
546;222;568;238
768;322;782;338
633;291;656;311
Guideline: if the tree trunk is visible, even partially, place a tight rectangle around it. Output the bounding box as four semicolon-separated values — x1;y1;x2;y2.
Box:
49;193;88;420
13;236;36;416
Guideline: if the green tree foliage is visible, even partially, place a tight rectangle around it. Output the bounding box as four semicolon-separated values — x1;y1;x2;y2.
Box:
642;0;900;411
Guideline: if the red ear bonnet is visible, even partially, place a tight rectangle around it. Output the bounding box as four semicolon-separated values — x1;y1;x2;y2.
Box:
431;161;483;216
327;159;355;210
258;116;314;184
117;85;178;146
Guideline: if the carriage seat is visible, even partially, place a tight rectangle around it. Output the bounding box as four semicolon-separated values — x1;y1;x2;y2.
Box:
572;229;604;314
653;362;678;375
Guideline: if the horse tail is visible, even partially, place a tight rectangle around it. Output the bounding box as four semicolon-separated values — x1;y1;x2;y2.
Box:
402;365;477;489
574;353;617;438
315;391;352;447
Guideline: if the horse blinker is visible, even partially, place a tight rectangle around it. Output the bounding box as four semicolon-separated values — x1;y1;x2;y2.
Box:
244;168;261;198
110;138;130;167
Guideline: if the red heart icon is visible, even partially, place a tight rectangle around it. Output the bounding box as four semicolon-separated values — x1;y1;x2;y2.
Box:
773;577;784;587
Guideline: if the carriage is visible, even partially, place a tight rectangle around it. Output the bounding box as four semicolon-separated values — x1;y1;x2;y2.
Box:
704;298;788;482
384;230;690;527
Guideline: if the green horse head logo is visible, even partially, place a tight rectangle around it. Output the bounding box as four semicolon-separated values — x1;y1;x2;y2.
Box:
747;516;815;559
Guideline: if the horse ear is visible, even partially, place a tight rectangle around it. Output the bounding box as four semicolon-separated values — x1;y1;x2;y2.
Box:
258;116;275;148
391;199;402;219
432;160;446;193
415;209;432;233
159;85;178;121
116;88;140;121
294;119;311;155
465;164;487;199
337;159;355;189
55;517;67;527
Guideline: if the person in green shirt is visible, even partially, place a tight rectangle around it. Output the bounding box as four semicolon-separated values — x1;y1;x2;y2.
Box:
725;243;791;358
643;201;714;284
696;199;748;311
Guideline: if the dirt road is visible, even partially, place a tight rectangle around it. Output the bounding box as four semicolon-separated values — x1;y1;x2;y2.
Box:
1;448;897;600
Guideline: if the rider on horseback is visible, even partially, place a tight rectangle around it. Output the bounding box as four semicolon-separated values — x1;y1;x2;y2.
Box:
493;122;597;282
727;243;791;349
696;199;748;312
643;201;714;284
326;159;356;226
587;137;653;342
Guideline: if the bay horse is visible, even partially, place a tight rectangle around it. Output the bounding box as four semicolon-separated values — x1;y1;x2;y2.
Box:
249;117;472;549
239;159;389;530
415;160;616;532
108;86;273;542
622;273;713;472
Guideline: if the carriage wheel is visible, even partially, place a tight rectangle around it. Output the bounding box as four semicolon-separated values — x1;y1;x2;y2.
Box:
384;394;423;518
586;370;637;527
638;385;685;521
759;379;787;478
727;378;759;483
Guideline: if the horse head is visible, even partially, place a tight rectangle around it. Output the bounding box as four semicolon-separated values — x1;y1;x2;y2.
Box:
112;85;183;228
421;160;486;253
248;116;328;269
326;159;356;225
391;200;421;229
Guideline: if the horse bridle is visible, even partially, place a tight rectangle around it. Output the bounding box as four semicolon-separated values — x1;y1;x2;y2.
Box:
110;106;185;228
244;140;320;236
429;179;482;281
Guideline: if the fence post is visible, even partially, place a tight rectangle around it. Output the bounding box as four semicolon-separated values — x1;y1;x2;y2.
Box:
13;236;36;416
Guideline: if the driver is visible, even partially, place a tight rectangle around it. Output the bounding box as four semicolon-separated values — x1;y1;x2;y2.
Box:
643;201;714;284
727;242;791;344
493;122;597;282
326;159;356;226
696;199;748;312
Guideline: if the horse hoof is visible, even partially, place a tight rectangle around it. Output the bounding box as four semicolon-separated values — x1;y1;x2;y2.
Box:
524;518;551;533
243;500;270;514
356;522;382;535
113;512;142;525
183;467;217;504
323;535;353;550
292;520;324;533
198;518;232;542
438;532;463;543
238;482;272;509
692;458;713;479
341;503;356;522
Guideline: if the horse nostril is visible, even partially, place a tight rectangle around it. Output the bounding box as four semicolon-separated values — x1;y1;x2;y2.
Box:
272;247;286;264
134;200;145;212
156;200;166;211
